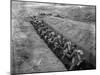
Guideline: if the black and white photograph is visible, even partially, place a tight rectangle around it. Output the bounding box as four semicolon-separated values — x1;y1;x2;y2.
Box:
11;0;96;75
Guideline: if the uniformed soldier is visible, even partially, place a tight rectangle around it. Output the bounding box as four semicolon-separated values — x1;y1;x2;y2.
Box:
61;47;69;59
40;30;47;38
61;41;74;60
37;26;47;33
76;49;84;66
66;41;72;51
53;41;59;50
36;20;45;27
69;48;84;70
47;31;55;38
34;21;44;30
48;36;55;44
57;35;66;47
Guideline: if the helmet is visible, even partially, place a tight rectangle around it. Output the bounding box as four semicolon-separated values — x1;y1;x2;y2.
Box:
57;35;61;39
77;50;84;55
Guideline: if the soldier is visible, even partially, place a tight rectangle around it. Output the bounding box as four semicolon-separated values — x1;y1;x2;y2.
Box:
69;48;84;70
76;49;84;66
41;31;55;47
37;26;47;33
60;38;67;50
36;20;45;27
40;30;47;38
34;21;44;30
47;36;55;44
34;20;38;24
44;32;57;49
66;41;72;51
42;29;52;39
37;25;49;33
56;34;62;43
61;47;69;59
61;41;74;60
53;41;59;50
57;35;66;48
48;32;55;38
46;31;54;39
28;16;37;26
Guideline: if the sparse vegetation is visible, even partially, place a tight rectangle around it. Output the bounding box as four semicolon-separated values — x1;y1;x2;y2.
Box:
67;7;96;23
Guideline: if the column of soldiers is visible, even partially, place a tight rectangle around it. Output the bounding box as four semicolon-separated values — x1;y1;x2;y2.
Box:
27;16;94;70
